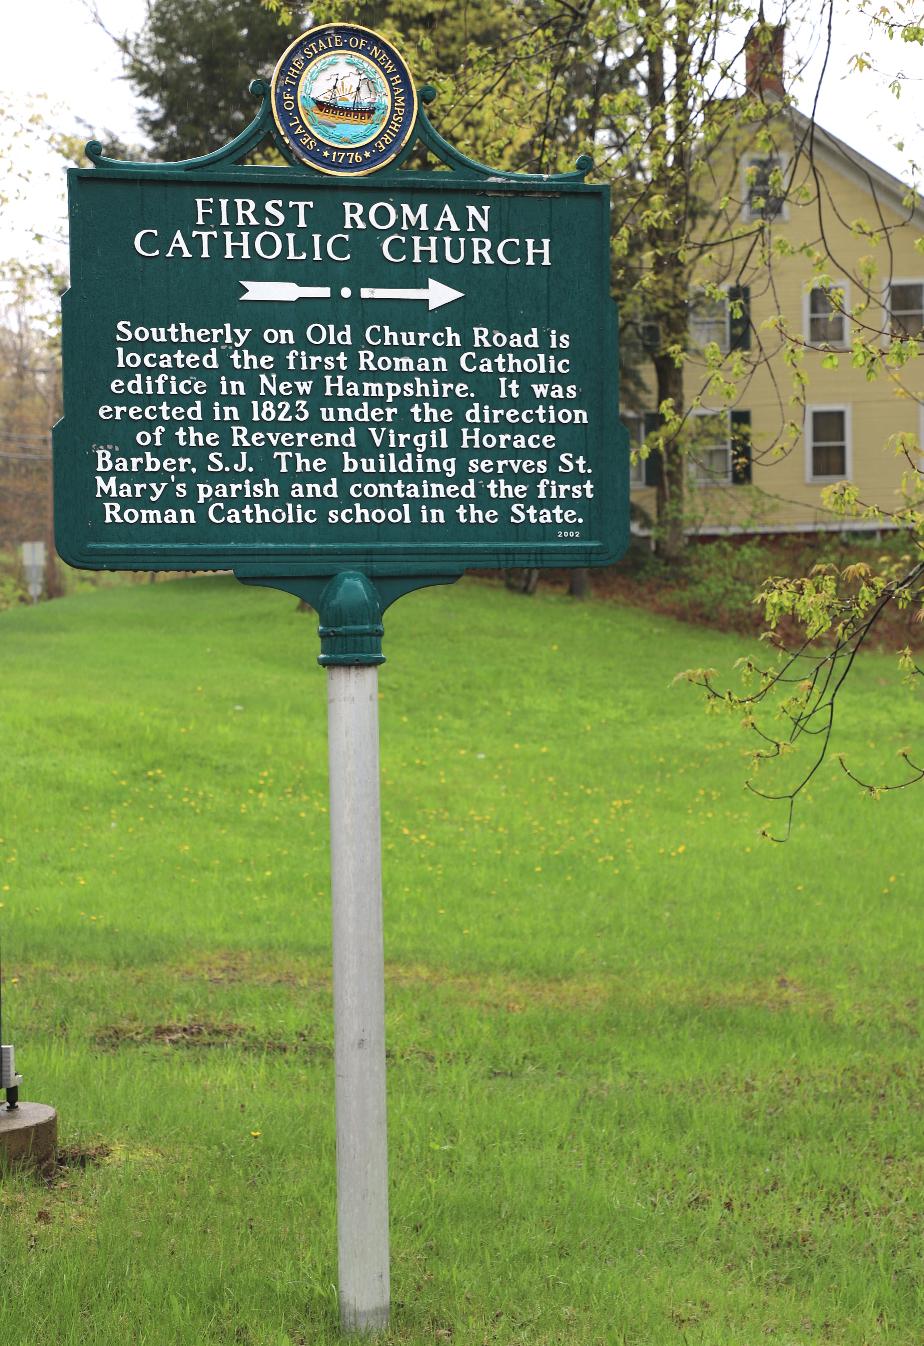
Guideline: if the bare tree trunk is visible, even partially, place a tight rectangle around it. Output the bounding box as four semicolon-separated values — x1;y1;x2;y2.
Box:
44;462;65;599
503;569;541;595
568;567;591;599
645;10;689;565
653;355;686;562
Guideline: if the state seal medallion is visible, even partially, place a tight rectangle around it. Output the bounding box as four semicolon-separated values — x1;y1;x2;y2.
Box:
271;24;417;176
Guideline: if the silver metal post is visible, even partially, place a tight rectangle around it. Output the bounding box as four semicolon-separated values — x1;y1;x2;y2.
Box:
327;663;390;1334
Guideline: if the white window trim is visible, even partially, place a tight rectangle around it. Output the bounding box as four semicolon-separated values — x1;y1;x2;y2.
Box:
883;276;924;341
742;152;790;223
623;412;647;489
803;278;851;349
805;404;852;484
688;408;733;487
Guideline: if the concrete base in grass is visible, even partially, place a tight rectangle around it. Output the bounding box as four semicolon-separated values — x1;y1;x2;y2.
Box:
0;1102;57;1171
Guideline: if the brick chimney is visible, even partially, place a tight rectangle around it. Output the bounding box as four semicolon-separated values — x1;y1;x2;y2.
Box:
745;24;785;99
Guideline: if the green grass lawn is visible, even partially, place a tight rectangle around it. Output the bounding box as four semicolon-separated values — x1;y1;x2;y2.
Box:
1;575;923;1345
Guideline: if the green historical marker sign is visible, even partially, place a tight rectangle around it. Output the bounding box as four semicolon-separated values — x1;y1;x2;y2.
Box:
54;34;628;591
53;27;631;1336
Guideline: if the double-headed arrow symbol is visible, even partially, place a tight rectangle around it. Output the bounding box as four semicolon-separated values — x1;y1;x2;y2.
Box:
239;277;464;310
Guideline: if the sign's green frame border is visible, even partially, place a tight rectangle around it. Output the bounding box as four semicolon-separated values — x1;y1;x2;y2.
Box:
54;81;628;589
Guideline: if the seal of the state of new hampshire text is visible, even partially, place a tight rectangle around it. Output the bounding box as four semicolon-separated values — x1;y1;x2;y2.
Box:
271;24;417;176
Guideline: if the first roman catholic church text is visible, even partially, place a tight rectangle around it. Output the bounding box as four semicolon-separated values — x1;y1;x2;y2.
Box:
132;197;552;267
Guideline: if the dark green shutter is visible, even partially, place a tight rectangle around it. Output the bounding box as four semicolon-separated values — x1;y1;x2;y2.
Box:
731;409;752;484
643;412;662;486
728;285;751;351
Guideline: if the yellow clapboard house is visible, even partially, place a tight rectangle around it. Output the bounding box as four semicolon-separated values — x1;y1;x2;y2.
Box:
626;30;924;537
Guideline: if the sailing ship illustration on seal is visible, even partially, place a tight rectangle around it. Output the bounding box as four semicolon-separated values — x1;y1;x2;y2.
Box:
273;23;417;173
311;70;380;126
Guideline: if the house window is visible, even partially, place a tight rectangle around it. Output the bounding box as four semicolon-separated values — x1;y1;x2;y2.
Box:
745;155;785;220
623;413;646;487
689;293;728;353
688;411;732;485
808;285;848;345
688;286;751;354
807;407;849;481
888;281;924;338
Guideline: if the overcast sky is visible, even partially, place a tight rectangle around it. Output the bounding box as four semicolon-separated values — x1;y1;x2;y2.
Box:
1;0;922;287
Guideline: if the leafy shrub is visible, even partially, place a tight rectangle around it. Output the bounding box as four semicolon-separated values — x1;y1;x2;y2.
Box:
0;569;26;611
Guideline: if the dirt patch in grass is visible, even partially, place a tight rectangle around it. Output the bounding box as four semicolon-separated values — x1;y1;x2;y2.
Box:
260;1031;331;1059
692;974;833;1016
153;1021;248;1046
177;950;329;990
94;1019;247;1049
171;950;614;1012
93;1018;332;1059
386;963;613;1012
102;954;846;1019
40;1143;112;1186
55;1142;111;1169
27;954;888;1041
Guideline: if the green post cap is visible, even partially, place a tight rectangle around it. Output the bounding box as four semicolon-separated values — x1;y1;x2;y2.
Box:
316;571;385;668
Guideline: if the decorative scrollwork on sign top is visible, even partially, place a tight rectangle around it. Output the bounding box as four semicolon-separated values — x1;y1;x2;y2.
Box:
84;80;593;184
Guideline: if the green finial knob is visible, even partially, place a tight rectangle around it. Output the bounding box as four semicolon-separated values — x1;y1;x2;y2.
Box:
317;572;385;667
